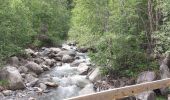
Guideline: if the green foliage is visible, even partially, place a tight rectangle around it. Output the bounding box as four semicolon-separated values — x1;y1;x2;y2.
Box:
0;80;9;87
0;0;70;64
154;0;170;53
69;0;159;77
90;33;158;77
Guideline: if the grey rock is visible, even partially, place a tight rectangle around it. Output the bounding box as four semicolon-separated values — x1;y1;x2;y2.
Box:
79;84;95;95
25;49;35;55
136;91;156;100
50;47;61;54
77;63;89;75
0;66;25;90
45;82;58;87
25;74;39;87
34;58;44;64
25;61;43;75
62;55;74;63
9;56;19;66
39;83;47;91
137;71;156;84
71;59;85;67
159;63;170;95
57;50;76;57
18;66;29;74
2;90;12;96
41;64;50;71
87;68;101;82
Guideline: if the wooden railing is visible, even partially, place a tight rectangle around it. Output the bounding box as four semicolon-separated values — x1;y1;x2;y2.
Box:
66;78;170;100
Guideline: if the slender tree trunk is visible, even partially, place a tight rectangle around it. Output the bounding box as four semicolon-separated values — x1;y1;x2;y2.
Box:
147;0;154;55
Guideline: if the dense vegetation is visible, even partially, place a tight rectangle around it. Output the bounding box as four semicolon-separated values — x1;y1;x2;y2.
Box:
0;0;170;77
0;0;70;63
69;0;170;76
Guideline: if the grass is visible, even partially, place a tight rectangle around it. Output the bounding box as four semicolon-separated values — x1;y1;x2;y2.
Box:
156;96;166;100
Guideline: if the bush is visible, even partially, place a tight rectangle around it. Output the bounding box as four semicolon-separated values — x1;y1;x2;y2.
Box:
90;33;158;77
0;0;70;64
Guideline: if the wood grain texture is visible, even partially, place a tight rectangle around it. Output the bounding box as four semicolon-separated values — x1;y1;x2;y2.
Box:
66;78;170;100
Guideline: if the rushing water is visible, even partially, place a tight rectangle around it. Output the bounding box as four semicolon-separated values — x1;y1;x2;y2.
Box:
36;44;94;100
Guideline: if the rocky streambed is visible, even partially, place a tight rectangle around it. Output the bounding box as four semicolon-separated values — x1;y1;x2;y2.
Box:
0;43;101;100
0;42;170;100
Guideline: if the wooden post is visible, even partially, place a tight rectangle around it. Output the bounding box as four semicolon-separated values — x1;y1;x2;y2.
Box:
66;78;170;100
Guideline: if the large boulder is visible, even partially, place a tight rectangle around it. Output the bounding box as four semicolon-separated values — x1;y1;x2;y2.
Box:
87;68;101;82
159;63;170;95
77;63;90;75
9;56;19;67
163;51;170;67
136;71;156;100
25;61;43;75
57;50;76;57
62;55;74;63
136;91;156;100
137;71;156;84
2;90;13;96
0;66;25;90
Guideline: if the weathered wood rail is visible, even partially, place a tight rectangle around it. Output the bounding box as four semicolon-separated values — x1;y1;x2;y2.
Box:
66;78;170;100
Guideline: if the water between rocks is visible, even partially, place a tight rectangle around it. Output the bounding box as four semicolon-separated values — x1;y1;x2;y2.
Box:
37;44;93;100
23;44;94;100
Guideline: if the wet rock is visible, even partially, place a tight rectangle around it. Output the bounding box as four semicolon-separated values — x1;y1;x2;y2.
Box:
39;83;47;91
74;76;90;88
0;66;25;90
25;61;43;75
28;97;36;100
34;87;43;95
18;66;29;74
54;56;62;61
70;59;85;67
62;55;74;63
136;91;156;100
87;68;101;82
57;50;76;57
2;90;12;96
55;62;62;66
79;84;95;95
25;74;39;87
41;64;50;71
77;63;89;75
137;71;156;84
44;82;58;87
